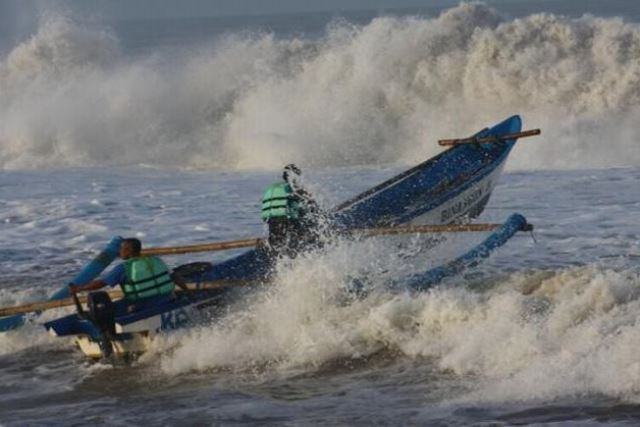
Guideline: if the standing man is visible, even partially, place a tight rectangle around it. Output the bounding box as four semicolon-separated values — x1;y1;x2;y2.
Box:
261;164;321;257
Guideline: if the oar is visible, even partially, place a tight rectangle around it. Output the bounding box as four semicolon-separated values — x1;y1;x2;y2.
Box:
438;129;541;146
0;280;254;317
140;222;532;256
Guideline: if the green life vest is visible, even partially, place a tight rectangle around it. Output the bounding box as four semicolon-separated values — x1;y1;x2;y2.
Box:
261;182;301;221
122;256;175;301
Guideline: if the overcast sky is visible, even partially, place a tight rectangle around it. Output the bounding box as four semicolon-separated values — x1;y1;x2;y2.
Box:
3;0;638;22
82;0;466;18
2;0;499;21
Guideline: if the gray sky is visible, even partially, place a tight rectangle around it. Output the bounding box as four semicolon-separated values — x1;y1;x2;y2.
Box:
88;0;462;18
2;0;465;21
3;0;638;22
0;0;462;49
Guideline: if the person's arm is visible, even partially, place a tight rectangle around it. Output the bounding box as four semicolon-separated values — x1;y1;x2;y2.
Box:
290;180;311;199
70;264;125;294
290;183;319;212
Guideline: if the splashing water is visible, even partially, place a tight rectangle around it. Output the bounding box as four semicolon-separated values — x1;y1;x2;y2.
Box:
1;3;640;170
157;260;640;403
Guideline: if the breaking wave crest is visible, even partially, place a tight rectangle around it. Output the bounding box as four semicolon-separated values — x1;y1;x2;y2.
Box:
158;260;640;403
1;3;640;170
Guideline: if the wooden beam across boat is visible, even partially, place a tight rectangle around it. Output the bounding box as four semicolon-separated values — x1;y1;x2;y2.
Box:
438;129;541;146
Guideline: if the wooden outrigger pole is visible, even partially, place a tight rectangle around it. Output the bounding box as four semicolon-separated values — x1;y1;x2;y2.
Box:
139;223;531;256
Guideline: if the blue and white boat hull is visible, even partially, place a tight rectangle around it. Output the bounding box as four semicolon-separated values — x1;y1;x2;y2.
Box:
408;159;506;225
48;288;234;359
72;293;220;359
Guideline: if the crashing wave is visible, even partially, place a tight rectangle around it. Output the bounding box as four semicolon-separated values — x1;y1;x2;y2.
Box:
1;3;640;170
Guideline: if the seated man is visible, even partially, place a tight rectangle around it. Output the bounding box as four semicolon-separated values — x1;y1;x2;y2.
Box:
70;238;187;312
261;164;322;257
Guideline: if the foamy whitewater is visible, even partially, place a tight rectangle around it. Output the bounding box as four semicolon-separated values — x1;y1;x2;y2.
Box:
1;2;640;425
2;2;640;170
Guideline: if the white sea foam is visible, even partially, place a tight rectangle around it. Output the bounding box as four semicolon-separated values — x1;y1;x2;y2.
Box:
159;260;640;402
1;3;640;170
0;287;72;356
445;266;640;402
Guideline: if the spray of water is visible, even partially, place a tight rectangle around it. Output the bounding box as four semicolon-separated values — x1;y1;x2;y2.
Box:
1;3;640;170
157;257;640;402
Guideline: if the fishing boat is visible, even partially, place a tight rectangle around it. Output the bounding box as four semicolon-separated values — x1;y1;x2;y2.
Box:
2;115;534;359
53;213;531;359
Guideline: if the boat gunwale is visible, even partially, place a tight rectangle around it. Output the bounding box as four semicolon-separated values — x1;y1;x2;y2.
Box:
332;143;466;212
331;116;520;213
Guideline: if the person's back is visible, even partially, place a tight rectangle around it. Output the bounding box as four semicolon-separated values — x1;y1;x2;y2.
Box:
70;238;183;312
122;254;176;302
261;181;302;223
261;164;320;256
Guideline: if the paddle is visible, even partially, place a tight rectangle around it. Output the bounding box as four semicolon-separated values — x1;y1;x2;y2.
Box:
438;129;541;146
0;281;252;317
140;222;530;256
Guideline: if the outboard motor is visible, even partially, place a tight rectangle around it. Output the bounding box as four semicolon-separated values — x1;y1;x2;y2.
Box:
87;291;116;358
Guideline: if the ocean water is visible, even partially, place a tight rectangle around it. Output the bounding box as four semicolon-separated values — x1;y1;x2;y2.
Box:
1;1;640;425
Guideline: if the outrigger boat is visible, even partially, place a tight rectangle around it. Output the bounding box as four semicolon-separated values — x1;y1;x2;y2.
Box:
0;115;537;359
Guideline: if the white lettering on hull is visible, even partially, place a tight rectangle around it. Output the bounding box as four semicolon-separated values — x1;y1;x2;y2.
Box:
410;161;506;225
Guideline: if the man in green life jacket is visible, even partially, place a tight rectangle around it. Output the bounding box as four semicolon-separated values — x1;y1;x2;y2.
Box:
261;164;321;257
70;238;188;310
